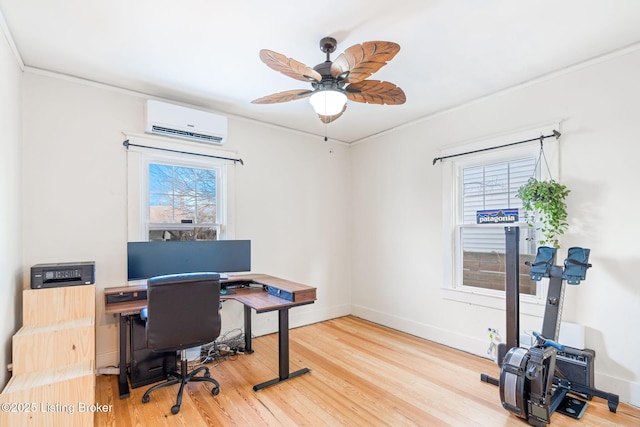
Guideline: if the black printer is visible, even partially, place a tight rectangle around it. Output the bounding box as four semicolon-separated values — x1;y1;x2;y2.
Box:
31;261;95;289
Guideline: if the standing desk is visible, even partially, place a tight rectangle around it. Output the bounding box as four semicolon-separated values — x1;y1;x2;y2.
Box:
104;274;316;399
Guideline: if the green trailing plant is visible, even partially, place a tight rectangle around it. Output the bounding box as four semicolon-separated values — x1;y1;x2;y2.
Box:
516;178;570;249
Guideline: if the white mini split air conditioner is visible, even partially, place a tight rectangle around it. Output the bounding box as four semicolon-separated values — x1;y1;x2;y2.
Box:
145;100;228;144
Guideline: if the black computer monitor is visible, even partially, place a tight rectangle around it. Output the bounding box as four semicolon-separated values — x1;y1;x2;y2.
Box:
127;240;251;280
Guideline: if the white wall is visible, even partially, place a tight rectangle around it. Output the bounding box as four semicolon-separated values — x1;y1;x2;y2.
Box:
14;30;640;407
20;72;352;369
351;47;640;405
0;21;22;388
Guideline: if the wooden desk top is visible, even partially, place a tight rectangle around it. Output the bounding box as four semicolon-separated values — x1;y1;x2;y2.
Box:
104;274;316;315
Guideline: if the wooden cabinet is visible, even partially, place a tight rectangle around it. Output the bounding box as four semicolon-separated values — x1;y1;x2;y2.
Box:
0;285;96;426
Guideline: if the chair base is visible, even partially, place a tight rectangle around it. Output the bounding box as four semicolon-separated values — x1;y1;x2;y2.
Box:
141;349;220;414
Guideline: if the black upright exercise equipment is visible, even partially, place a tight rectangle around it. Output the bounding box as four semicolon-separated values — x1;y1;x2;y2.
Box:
480;226;524;381
481;226;619;426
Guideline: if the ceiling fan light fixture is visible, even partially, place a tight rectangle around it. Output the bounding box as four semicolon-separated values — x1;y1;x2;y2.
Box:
309;89;347;116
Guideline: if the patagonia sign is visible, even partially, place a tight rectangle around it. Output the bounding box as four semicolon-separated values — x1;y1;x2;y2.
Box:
476;209;518;224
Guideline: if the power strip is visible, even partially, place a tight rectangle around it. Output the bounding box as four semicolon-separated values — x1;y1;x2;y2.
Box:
97;367;120;375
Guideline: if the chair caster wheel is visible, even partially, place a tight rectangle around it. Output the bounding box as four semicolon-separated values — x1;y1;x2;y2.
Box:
141;395;150;404
212;386;220;396
171;404;180;415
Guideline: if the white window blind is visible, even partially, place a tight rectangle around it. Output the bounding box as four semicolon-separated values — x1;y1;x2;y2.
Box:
461;157;536;252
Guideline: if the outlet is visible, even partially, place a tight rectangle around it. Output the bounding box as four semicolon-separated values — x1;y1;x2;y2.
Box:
488;327;501;341
487;327;501;361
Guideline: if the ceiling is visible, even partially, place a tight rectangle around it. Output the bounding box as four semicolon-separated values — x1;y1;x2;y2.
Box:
1;1;640;143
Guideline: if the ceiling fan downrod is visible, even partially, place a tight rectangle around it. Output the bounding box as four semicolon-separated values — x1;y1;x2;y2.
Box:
319;36;337;61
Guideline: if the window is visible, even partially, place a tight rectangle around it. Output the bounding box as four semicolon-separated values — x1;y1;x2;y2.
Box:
440;125;559;312
148;162;221;241
458;157;538;295
126;134;235;243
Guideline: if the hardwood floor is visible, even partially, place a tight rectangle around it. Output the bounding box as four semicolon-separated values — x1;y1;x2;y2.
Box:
95;316;640;426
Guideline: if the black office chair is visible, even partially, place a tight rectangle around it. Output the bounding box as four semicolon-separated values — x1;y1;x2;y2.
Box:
140;272;222;414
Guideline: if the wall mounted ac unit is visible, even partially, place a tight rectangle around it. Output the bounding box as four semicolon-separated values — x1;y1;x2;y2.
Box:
145;100;227;144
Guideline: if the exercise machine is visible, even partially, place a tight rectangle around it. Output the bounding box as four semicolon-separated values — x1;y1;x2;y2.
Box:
481;227;618;426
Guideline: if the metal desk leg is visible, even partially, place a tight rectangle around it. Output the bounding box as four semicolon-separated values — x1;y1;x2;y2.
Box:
244;305;254;354
118;313;130;399
252;308;310;391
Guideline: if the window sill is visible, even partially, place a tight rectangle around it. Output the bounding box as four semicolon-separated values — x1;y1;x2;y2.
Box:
441;286;545;318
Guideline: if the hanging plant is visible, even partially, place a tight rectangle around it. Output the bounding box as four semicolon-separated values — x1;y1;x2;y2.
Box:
517;178;570;249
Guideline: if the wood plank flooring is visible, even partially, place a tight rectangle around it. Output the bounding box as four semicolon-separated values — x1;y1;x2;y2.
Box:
95;316;640;426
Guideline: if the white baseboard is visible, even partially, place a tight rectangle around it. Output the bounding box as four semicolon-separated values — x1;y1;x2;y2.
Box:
291;303;351;329
96;350;119;372
350;304;639;407
595;373;640;408
351;304;488;356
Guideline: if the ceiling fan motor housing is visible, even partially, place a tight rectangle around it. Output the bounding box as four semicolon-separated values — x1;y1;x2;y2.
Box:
312;61;346;90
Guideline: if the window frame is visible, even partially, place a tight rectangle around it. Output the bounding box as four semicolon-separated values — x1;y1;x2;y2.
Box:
126;133;236;243
440;125;560;316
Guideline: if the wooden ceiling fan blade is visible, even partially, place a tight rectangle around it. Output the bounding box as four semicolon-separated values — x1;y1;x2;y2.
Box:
330;41;400;83
345;80;406;105
251;89;313;104
259;49;322;82
318;104;347;123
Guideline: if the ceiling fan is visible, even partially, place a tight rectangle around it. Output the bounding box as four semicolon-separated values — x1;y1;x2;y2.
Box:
251;37;406;123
